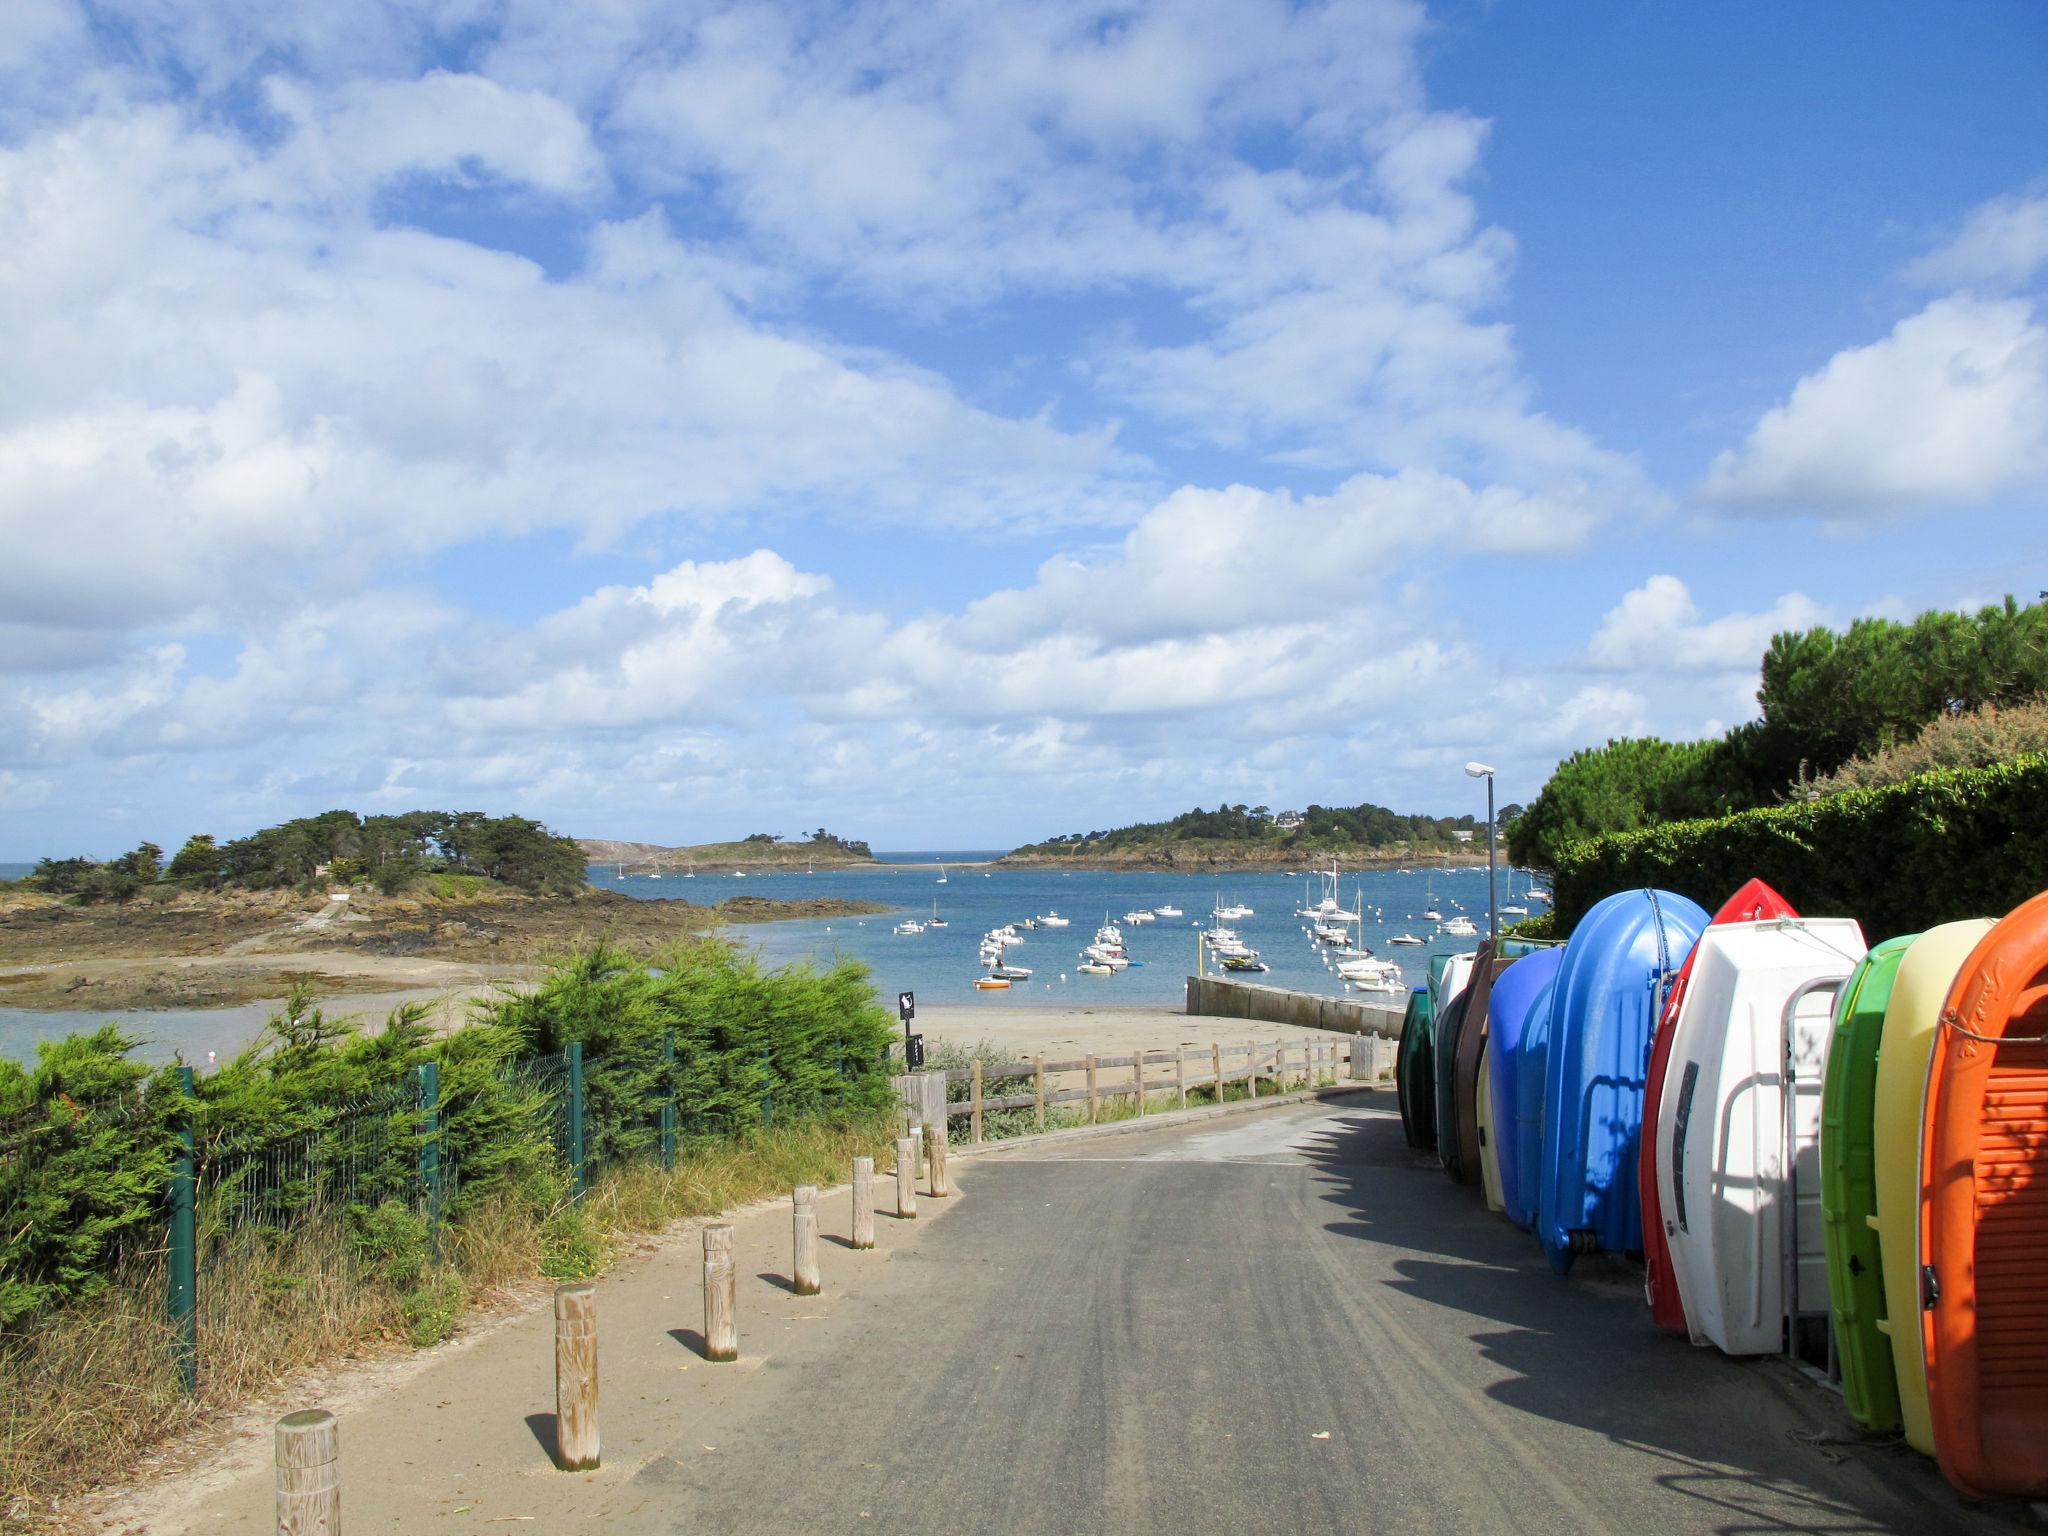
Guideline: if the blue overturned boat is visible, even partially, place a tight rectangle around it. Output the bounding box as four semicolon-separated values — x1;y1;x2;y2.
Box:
1537;888;1709;1273
1487;944;1565;1230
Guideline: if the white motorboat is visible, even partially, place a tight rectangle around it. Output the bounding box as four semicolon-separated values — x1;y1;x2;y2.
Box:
1076;961;1115;976
1442;915;1478;937
1499;904;1528;917
1038;912;1071;928
1153;904;1183;918
1388;933;1425;947
1122;910;1155;924
1081;946;1129;969
894;919;925;935
991;960;1033;980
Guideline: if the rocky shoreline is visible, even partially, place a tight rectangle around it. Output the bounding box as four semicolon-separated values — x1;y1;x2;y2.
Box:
0;885;892;1010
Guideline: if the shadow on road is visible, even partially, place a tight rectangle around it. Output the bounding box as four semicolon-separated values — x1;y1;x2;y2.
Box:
1286;1104;1999;1535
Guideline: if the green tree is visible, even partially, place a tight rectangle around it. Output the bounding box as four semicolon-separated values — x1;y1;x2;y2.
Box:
166;833;225;883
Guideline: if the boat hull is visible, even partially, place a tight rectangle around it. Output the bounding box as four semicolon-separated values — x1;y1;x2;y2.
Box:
1654;918;1865;1355
1476;1041;1505;1213
1820;935;1916;1432
1539;889;1708;1274
1443;948;1515;1186
1487;946;1565;1230
1642;879;1799;1333
1396;988;1437;1151
1874;919;1995;1455
1921;895;2048;1497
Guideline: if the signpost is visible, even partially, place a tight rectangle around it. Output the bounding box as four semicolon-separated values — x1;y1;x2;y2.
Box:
899;991;924;1070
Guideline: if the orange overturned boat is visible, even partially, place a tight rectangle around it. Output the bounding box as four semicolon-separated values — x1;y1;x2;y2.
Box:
1921;890;2048;1498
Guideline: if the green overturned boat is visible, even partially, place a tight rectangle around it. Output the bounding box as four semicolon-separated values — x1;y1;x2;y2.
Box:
1396;985;1437;1150
1820;934;1917;1433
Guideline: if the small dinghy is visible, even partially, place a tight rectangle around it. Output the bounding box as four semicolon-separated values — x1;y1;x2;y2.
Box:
1474;1039;1505;1213
1820;935;1917;1432
1395;986;1438;1151
1429;991;1472;1175
1921;894;2048;1497
1641;879;1800;1333
1538;889;1708;1274
1653;915;1866;1354
1486;945;1565;1230
1873;919;1995;1456
1439;945;1515;1185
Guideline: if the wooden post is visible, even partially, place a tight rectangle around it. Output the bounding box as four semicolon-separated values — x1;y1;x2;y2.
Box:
1175;1048;1188;1111
1213;1043;1224;1103
274;1409;339;1535
703;1224;737;1362
1133;1051;1145;1117
553;1282;599;1471
792;1186;821;1296
851;1156;875;1249
1351;1033;1368;1081
970;1059;984;1145
928;1117;951;1198
1247;1044;1258;1099
895;1136;917;1218
1033;1055;1046;1129
1086;1055;1099;1123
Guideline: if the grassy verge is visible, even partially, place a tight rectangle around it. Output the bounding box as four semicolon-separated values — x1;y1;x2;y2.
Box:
0;1111;895;1531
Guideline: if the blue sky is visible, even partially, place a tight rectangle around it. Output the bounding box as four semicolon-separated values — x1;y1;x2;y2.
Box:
2;1;2045;856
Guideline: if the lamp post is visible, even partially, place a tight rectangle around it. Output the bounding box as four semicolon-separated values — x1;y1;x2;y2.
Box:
1465;762;1498;942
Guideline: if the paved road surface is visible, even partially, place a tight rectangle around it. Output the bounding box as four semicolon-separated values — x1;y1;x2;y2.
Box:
132;1090;2015;1535
654;1096;2005;1535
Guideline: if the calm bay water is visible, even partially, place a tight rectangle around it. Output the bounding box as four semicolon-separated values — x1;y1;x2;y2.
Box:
1;854;1532;1063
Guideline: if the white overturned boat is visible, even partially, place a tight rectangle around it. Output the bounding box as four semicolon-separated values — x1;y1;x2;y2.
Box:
1655;917;1866;1356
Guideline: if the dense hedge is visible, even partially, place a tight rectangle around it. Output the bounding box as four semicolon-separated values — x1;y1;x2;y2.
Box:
0;939;895;1325
1551;756;2048;940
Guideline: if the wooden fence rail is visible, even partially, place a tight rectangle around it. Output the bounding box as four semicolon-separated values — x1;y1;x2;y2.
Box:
924;1036;1385;1144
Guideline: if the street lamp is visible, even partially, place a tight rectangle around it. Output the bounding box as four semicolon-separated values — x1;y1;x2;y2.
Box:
1465;762;1498;942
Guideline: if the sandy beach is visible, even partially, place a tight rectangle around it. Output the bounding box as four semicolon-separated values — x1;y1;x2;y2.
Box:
917;1003;1365;1061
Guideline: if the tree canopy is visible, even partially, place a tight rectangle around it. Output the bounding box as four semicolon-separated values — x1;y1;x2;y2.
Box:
1510;595;2048;868
28;811;588;899
1013;800;1478;856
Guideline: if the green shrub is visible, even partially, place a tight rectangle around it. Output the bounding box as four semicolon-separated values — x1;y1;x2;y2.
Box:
1552;755;2048;939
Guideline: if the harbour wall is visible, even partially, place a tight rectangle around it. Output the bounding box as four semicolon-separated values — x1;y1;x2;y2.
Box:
1184;975;1404;1038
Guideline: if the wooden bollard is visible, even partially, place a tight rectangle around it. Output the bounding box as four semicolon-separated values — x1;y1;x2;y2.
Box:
792;1185;821;1296
1213;1043;1224;1103
1175;1049;1188;1110
895;1135;917;1218
1133;1050;1146;1117
703;1224;738;1362
851;1156;875;1249
1246;1044;1258;1099
1032;1056;1046;1128
553;1282;599;1470
1086;1055;1099;1123
970;1059;984;1144
927;1117;951;1197
274;1409;339;1536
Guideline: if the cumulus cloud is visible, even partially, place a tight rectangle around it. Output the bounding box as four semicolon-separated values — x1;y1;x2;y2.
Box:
1585;576;1826;674
1701;295;2048;513
1903;190;2048;292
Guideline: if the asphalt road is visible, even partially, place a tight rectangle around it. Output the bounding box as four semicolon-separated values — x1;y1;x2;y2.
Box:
618;1092;2006;1536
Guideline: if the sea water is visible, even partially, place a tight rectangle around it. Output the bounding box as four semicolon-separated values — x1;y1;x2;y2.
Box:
1;854;1526;1062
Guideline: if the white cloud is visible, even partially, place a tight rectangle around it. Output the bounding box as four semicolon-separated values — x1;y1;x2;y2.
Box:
1585;576;1826;674
0;105;1147;635
1903;190;2048;292
1702;295;2048;513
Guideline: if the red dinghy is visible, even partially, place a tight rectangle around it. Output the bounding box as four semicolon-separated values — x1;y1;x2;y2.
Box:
1921;891;2048;1498
1641;878;1799;1332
